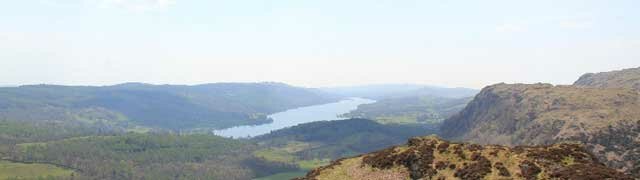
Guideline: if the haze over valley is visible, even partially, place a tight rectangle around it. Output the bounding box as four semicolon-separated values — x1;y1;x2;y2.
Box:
2;0;640;179
3;68;640;179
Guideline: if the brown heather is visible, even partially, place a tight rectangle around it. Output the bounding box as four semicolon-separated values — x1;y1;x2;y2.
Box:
296;136;632;180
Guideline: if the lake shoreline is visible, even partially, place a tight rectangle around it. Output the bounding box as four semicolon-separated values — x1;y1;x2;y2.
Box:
213;97;375;138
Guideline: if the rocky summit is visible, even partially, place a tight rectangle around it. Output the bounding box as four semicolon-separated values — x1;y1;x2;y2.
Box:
439;83;640;176
297;136;632;180
574;67;640;90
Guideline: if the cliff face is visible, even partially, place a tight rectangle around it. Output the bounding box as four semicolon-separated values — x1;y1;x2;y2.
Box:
298;136;632;180
574;67;640;90
440;83;640;176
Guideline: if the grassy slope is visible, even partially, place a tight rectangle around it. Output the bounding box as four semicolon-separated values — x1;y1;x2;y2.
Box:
0;160;75;179
254;171;308;180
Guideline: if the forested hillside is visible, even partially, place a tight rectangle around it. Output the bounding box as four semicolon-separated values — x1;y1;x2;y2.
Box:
0;82;338;130
0;118;437;179
256;119;438;159
250;119;439;179
0;121;299;179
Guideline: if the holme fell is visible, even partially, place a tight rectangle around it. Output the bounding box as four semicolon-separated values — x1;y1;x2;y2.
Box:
301;67;640;179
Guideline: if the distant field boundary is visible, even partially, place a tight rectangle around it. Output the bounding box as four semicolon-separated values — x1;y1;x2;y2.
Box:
1;158;83;173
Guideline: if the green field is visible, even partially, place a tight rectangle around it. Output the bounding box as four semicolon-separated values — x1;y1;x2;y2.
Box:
254;171;307;180
254;148;297;163
297;159;330;170
253;143;330;170
0;160;74;179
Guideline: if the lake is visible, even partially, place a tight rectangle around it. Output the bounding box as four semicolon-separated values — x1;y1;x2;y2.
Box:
213;97;375;138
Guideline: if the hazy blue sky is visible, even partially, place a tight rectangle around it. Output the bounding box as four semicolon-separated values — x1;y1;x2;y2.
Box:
1;0;639;88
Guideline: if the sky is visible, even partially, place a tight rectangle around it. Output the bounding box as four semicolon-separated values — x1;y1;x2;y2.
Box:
1;0;639;89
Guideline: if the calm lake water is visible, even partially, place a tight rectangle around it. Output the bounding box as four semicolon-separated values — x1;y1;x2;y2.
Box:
213;98;375;138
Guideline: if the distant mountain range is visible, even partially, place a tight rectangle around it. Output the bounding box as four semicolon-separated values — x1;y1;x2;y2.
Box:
0;82;339;130
320;84;478;100
0;82;477;131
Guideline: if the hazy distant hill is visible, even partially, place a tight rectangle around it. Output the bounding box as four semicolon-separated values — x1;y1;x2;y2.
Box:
0;82;338;130
440;68;640;176
403;86;479;99
320;84;477;100
342;96;472;125
299;136;632;180
325;84;476;125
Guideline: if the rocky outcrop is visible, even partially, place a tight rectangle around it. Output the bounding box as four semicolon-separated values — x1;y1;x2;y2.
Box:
440;82;640;176
574;67;640;90
297;136;632;180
